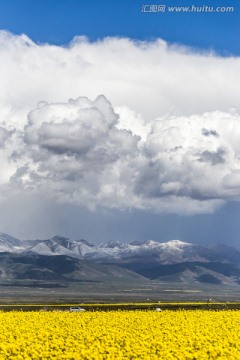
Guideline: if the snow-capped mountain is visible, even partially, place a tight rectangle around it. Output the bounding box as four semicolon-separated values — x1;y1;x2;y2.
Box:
1;233;240;286
24;237;203;263
0;233;26;253
0;233;239;266
24;236;97;258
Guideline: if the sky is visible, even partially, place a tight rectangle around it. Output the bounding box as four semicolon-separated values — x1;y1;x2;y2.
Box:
0;0;240;247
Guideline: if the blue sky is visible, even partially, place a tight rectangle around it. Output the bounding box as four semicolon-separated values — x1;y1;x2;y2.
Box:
0;0;240;247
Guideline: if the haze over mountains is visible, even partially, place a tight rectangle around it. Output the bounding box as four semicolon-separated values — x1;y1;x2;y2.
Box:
1;232;240;286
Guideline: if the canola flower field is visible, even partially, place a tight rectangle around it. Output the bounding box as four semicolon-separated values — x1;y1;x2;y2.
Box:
0;310;240;359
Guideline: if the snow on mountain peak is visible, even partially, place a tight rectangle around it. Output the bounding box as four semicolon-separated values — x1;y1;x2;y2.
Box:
102;240;122;249
157;240;192;255
163;240;191;248
0;232;26;253
0;233;22;246
143;240;161;248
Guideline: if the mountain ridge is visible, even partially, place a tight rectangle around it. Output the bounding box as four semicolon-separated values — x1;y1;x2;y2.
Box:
0;233;240;265
1;233;240;286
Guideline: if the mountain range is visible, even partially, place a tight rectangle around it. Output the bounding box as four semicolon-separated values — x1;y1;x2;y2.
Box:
1;232;240;286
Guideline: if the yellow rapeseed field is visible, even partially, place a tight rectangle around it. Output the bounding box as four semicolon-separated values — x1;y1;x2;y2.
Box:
0;310;239;359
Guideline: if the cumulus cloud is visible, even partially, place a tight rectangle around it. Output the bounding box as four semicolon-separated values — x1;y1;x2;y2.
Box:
12;96;140;210
140;110;240;206
1;31;240;216
24;96;119;155
2;95;239;215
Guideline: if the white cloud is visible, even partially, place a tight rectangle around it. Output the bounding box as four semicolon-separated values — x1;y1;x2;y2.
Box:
17;96;140;210
140;110;240;205
24;96;119;155
1;30;240;131
1;31;240;216
4;96;240;215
